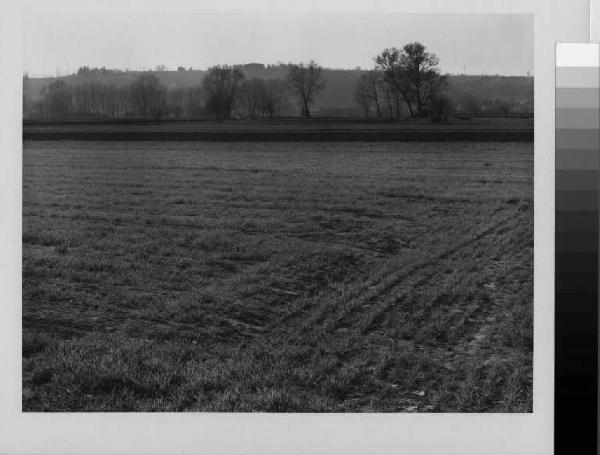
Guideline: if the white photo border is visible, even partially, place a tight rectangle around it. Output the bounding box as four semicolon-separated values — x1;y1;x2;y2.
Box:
0;0;591;453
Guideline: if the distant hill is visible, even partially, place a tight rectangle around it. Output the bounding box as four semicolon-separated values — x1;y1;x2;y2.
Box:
23;64;533;116
446;75;533;112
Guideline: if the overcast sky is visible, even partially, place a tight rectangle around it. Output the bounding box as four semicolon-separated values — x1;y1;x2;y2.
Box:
24;13;533;77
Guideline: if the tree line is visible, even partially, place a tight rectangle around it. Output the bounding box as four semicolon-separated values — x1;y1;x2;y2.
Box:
24;42;531;121
25;61;326;121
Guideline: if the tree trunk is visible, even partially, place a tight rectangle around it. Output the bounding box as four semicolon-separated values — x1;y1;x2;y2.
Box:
303;100;310;118
403;95;414;117
373;93;382;118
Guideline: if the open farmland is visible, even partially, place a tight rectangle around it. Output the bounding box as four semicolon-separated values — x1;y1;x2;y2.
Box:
22;140;533;412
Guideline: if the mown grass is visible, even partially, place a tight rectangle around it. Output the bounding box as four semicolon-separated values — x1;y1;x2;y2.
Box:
22;141;533;412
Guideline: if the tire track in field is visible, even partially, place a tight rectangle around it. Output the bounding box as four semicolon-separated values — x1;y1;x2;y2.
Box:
443;219;533;360
340;210;531;391
376;213;526;337
287;211;528;412
286;210;517;332
355;213;518;307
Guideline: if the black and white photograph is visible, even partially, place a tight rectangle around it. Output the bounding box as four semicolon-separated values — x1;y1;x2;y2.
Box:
21;12;534;413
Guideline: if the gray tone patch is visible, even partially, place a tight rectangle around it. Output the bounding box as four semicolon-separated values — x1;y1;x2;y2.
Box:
556;67;600;88
556;108;600;130
555;88;599;108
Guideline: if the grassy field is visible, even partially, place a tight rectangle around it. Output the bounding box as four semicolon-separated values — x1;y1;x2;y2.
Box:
22;140;533;412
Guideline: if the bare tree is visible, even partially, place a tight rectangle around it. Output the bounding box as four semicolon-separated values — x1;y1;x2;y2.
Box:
365;71;384;118
167;87;187;118
354;70;387;118
241;78;267;118
375;48;415;117
167;85;205;118
354;75;372;117
186;86;206;117
41;80;72;119
129;73;167;120
375;43;443;117
202;65;245;118
262;78;291;118
401;42;442;117
286;61;326;118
